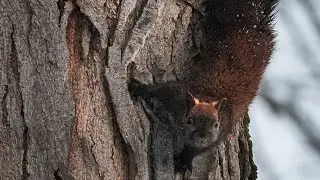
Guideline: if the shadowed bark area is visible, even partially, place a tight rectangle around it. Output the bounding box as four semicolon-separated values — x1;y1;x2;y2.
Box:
0;0;255;179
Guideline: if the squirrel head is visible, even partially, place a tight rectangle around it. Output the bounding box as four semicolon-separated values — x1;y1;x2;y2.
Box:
183;93;227;149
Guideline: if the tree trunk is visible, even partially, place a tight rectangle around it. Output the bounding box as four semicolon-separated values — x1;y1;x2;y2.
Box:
0;0;256;180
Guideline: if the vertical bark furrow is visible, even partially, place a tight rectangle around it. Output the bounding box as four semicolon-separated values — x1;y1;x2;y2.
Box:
216;123;241;180
22;126;29;180
104;2;170;180
0;7;24;178
10;23;30;180
14;34;29;180
241;115;258;180
1;85;9;127
66;9;78;84
66;7;128;179
66;8;90;179
57;0;66;27
25;0;34;53
218;153;224;179
53;168;63;180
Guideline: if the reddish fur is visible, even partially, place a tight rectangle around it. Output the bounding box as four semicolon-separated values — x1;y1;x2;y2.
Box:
188;31;274;122
186;0;277;122
188;98;220;121
191;103;217;119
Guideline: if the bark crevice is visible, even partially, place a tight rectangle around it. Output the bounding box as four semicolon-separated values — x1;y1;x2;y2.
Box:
66;5;129;178
53;168;63;180
24;0;34;53
1;85;9;127
57;0;66;27
22;126;29;180
243;115;258;180
10;23;29;180
218;151;224;179
238;131;248;180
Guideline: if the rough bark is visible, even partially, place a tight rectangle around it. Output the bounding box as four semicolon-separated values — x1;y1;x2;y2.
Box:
0;0;256;180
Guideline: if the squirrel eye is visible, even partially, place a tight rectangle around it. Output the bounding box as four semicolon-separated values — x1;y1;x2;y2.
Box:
214;122;219;128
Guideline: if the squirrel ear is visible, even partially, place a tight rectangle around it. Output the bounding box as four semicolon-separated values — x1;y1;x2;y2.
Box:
211;101;219;107
194;98;200;105
217;98;227;111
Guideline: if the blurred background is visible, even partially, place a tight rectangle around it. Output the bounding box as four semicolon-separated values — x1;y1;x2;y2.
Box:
249;0;320;180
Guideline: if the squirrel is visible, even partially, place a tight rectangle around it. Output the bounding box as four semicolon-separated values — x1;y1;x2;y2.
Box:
128;0;278;174
128;79;228;148
186;0;278;123
128;79;231;172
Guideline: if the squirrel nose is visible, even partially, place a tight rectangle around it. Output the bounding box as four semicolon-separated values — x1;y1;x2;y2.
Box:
214;122;219;128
